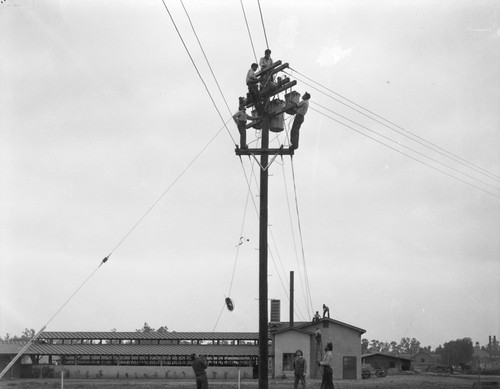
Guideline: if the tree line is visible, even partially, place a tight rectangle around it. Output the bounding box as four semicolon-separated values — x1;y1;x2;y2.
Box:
362;336;475;366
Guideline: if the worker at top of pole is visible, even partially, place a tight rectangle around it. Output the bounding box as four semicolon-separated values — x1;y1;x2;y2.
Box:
290;92;311;150
259;49;273;88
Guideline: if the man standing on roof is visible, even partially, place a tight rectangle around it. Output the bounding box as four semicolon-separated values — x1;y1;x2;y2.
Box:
290;92;311;150
259;49;273;87
323;304;330;318
190;353;209;389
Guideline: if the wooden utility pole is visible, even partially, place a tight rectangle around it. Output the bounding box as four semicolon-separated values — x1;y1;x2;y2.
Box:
258;113;270;388
235;61;297;389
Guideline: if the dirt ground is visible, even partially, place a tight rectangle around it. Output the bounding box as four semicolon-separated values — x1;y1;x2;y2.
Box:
1;374;499;389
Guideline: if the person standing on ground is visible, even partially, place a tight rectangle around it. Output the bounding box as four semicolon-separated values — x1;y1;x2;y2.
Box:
190;353;209;389
317;342;334;389
290;92;311;150
293;349;307;389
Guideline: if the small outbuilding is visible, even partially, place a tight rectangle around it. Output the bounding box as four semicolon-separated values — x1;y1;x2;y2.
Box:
362;351;412;371
271;317;365;380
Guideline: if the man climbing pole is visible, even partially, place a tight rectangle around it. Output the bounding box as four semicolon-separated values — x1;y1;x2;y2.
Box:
290;92;311;150
246;63;259;104
259;49;273;89
233;102;260;149
315;327;322;345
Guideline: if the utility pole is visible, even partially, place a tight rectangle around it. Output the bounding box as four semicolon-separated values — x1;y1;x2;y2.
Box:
235;61;298;389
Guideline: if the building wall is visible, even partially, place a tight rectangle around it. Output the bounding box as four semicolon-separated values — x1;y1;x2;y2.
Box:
0;356;22;379
273;331;311;379
303;321;362;380
412;351;435;370
24;364;253;380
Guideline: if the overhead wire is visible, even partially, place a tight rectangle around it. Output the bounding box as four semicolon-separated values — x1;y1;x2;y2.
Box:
160;0;236;146
238;0;316;319
179;0;233;117
312;100;500;193
310;105;500;199
286;67;500;185
240;0;258;63
256;0;269;49
161;1;266;329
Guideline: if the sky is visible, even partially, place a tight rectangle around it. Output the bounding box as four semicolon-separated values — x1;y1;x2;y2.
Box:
1;0;499;350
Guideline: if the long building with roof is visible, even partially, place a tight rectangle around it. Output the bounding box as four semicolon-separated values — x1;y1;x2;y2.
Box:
0;331;260;380
0;309;366;381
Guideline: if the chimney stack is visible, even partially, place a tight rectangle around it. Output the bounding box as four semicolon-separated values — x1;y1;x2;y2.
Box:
290;271;294;327
270;299;281;322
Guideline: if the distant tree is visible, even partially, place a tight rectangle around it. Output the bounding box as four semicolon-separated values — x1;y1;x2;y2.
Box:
369;339;381;352
361;338;369;354
435;338;473;366
157;326;169;334
399;337;421;355
362;337;430;355
2;328;36;343
135;323;168;334
380;341;390;352
389;341;399;352
136;322;154;333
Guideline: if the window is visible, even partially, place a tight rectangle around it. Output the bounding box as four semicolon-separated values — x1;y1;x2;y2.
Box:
282;353;295;371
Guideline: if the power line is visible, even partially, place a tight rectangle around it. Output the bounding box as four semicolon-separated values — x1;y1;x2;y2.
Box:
160;0;236;146
256;0;269;49
312;100;500;194
240;0;258;64
311;106;500;199
179;0;233;117
287;68;500;184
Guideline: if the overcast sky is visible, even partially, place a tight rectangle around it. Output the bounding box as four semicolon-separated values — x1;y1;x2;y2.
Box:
1;0;499;350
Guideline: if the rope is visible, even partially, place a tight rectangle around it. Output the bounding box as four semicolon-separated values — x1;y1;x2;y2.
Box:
108;120;229;257
0;259;106;379
290;157;314;316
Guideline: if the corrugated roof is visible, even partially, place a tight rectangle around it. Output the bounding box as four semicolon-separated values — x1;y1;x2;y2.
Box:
12;343;259;356
38;332;259;341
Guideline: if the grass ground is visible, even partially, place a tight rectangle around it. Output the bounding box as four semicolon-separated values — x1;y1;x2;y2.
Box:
1;374;499;389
